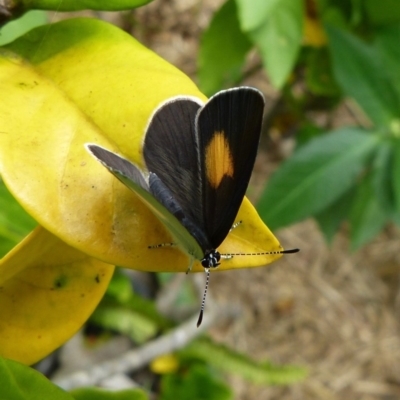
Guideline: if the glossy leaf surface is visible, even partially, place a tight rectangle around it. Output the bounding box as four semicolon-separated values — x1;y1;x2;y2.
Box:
0;18;282;272
0;227;114;364
0;357;73;400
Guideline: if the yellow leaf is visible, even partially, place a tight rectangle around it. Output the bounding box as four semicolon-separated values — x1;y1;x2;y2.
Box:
0;18;283;273
0;226;114;364
150;353;179;374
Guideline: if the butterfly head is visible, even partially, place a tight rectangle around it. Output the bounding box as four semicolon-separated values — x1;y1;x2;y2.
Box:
201;250;221;269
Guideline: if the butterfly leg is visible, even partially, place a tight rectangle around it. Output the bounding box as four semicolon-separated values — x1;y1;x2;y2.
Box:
186;255;195;275
229;220;242;233
148;242;176;249
215;221;242;263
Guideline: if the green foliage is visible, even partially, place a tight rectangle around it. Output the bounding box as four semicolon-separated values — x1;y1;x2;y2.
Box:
364;0;400;25
90;304;158;344
159;363;233;400
304;47;340;97
180;338;307;385
258;128;379;229
198;0;251;96
0;357;73;400
315;187;355;244
199;0;400;92
18;0;153;12
70;387;148;400
372;141;396;213
328;26;400;128
200;1;400;250
0;11;48;45
0;356;149;399
82;277;306;398
348;173;389;249
248;0;303;88
374;26;400;117
393;142;400;214
200;0;303;92
259;21;400;249
89;269;172;343
0;180;37;257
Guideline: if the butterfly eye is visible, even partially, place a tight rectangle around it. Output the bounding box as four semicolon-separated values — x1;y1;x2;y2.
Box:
201;251;221;268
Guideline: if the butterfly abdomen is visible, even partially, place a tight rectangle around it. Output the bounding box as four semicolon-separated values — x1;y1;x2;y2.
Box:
149;172;212;255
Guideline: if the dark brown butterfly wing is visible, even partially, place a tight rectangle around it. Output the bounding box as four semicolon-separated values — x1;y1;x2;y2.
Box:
196;87;265;248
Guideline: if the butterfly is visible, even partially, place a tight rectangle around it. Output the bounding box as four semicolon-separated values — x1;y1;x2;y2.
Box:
86;87;298;326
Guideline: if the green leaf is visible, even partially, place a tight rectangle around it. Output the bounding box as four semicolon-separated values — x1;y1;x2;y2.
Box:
160;363;233;400
0;357;73;400
90;305;157;344
320;4;348;30
97;272;174;336
374;24;400;109
372;140;396;213
249;0;303;88
125;292;173;329
327;26;400;128
104;270;172;329
315;187;355;244
198;0;252;96
258;128;379;229
349;173;389;250
296;122;324;148
106;269;134;304
180;338;307;386
305;47;340;97
19;0;153;11
0;180;37;257
0;11;47;46
71;387;148;400
0;234;15;258
235;0;282;31
365;0;400;25
391;139;400;213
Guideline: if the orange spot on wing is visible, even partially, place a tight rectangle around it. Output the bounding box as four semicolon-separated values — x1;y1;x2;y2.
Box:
205;131;234;188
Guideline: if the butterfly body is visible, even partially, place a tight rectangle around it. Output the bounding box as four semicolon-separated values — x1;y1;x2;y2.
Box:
147;170;216;266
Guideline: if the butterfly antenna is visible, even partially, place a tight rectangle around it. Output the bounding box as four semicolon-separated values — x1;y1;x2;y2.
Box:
222;248;299;259
197;268;210;327
281;248;300;254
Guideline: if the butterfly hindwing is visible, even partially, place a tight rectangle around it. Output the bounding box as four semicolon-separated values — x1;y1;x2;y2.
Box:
86;144;204;260
87;144;149;191
196;87;265;249
148;172;211;253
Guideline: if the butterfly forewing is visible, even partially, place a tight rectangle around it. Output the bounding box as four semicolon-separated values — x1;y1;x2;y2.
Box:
196;88;265;249
143;98;204;231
